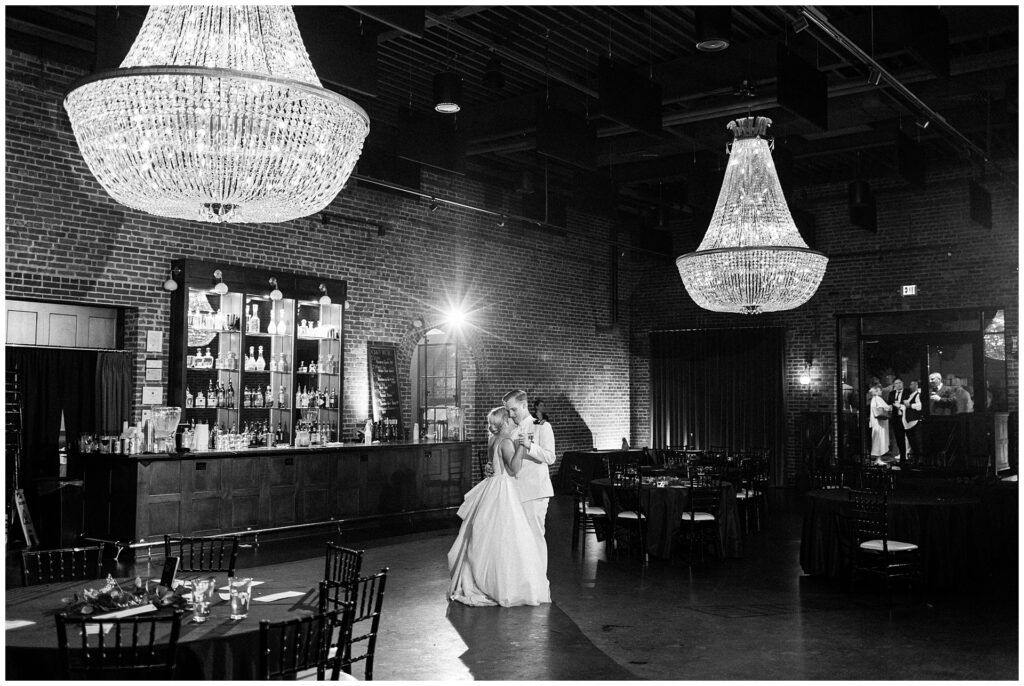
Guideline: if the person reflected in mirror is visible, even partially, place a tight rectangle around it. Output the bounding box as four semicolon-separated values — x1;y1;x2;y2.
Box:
902;380;925;465
868;384;892;465
929;373;957;415
887;378;908;464
953;382;974;414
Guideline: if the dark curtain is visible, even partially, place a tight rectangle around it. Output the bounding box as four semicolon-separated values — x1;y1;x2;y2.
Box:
650;328;786;484
6;347;102;545
96;351;133;434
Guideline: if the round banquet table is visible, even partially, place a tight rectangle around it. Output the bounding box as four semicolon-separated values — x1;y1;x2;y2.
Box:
5;562;322;680
590;478;743;559
799;486;1017;590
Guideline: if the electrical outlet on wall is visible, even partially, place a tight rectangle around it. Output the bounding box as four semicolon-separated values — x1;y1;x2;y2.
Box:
141;409;152;423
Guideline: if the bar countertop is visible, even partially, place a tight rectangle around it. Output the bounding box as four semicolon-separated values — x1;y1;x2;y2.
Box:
77;439;472;461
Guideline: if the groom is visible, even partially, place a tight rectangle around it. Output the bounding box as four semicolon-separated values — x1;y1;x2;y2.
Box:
503;389;556;536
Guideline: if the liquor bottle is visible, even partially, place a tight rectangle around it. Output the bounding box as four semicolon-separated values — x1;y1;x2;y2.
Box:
185;386;194;408
279;353;289;373
310;419;320;445
267;309;278;336
256;345;266;371
295;386;302;411
207;380;217;408
269;353;277;373
226;381;235;409
278;385;286;408
329;388;337;409
245;346;255;371
216;382;225;408
204;348;213;369
275;420;284;445
276;310;287;335
227;351;237;370
187;350;196;369
266;385;273;408
196;385;206;409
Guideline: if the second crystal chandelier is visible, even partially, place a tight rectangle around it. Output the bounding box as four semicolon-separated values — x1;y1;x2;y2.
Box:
676;116;828;314
64;6;370;224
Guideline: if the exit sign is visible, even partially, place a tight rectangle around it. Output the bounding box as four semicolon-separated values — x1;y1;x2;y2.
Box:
902;285;917;296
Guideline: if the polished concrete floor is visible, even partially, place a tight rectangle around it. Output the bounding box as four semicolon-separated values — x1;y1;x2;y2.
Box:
7;489;1019;680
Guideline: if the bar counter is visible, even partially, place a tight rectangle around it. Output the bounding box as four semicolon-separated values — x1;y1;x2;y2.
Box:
80;440;473;543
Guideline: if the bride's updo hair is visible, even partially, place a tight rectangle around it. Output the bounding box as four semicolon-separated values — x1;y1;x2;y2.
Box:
487;406;509;435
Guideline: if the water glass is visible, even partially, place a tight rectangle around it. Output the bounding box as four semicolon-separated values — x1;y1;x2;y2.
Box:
191;577;216;623
228;577;253;620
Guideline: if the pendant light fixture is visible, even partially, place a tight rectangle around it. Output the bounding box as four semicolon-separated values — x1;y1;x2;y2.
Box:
63;5;370;224
676;116;828;314
433;71;462;114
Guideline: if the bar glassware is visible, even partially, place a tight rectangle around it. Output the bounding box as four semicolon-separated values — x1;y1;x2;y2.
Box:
228;577;253;620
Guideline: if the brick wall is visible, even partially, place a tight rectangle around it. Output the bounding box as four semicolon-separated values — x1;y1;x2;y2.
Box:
5;49;634;471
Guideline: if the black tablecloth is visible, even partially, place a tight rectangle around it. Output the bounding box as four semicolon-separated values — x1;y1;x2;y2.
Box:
555;449;645;493
799;484;1018;589
590;478;743;559
5;562;322;680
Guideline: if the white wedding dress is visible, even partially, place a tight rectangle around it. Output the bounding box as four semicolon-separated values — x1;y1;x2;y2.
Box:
447;437;551;607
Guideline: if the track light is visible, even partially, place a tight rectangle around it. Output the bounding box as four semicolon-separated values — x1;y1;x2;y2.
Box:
792;16;810;33
916;117;931;130
212;269;229;295
867;68;883;86
318;283;331;306
433;71;462;114
268;277;283;301
497;215;506;228
429;199;440;212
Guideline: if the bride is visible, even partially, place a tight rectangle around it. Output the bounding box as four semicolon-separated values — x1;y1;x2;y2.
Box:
447;406;551;607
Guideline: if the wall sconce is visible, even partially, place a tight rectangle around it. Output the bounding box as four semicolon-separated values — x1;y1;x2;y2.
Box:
212;269;229;295
162;266;179;292
318;283;331;306
268;277;283;301
412;318;424;329
799;352;813;386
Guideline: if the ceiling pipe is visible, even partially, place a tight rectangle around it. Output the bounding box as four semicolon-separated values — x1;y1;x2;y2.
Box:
793;6;1016;188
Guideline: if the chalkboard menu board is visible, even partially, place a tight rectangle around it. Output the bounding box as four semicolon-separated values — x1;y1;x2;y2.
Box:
367;342;401;425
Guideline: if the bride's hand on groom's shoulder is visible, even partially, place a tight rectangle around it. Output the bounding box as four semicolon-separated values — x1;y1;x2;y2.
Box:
483;462;494;477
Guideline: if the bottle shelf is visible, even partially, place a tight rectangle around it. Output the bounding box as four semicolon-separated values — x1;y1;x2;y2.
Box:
190;327;240;334
296;335;341;341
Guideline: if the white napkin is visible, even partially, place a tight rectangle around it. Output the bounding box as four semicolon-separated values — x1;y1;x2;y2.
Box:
92;603;158;620
5;620;35;630
254;591;306;602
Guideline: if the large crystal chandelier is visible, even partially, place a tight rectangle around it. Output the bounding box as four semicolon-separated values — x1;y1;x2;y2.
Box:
676;116;827;314
63;6;369;224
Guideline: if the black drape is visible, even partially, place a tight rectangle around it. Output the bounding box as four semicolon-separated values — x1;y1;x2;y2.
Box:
5;346;126;545
650;328;786;484
96;351;132;434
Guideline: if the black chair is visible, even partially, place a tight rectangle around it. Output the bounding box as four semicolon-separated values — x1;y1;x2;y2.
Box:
735;456;769;533
858;464;895;492
325;542;364;585
164;535;240;577
678;474;721;564
319;568;389;680
55;610;183;679
809;469;846;490
608;464;647;565
258;603;348;680
569;463;607;553
21;546;103;586
845;489;921;604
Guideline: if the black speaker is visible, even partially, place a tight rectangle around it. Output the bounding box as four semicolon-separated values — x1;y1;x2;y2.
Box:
848;180;877;232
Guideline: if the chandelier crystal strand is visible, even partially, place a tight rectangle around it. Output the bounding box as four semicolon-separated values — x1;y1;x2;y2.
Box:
676;116;828;314
64;6;369;224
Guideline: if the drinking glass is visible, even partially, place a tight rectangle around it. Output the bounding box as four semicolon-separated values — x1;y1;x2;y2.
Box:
228;577;253;620
191;576;216;623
